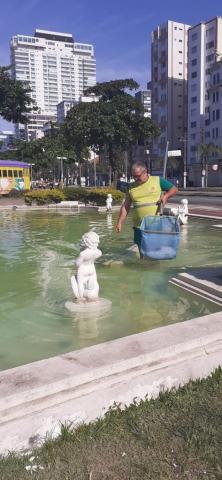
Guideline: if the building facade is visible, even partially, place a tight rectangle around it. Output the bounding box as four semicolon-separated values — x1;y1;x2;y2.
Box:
187;17;222;186
135;89;152;118
0;131;15;151
57;95;98;124
10;29;96;139
151;20;190;173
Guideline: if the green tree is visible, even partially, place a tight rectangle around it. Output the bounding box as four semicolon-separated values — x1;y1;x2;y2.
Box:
198;143;222;187
16;132;80;181
0;66;34;123
63;79;160;184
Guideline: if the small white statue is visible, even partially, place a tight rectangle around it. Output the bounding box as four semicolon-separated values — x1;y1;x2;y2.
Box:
171;198;188;225
106;193;113;211
178;198;188;225
71;231;102;302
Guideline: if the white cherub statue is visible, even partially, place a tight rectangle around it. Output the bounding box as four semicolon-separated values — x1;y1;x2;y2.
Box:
171;198;188;225
106;193;113;211
178;198;188;225
71;231;102;302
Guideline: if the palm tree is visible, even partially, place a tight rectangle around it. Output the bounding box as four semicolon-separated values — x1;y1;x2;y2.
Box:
198;143;222;187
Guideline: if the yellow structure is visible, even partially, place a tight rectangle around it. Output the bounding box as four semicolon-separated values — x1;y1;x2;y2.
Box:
0;160;31;195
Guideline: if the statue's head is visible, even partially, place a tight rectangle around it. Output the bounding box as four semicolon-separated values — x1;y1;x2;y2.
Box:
107;194;112;198
181;198;188;205
80;231;100;249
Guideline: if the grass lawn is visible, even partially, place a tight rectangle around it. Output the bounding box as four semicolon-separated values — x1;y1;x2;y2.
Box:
1;368;222;480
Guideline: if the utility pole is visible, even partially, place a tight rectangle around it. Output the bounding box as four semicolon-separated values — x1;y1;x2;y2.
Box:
163;141;169;178
94;153;97;187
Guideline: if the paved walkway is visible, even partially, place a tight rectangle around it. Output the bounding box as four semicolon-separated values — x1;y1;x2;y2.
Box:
188;207;222;218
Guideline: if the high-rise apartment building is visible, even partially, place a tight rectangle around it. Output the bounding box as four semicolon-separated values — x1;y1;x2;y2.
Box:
10;29;96;139
187;17;222;185
151;20;190;172
135;89;152;118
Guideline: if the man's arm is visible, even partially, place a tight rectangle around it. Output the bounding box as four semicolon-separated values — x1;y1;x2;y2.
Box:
161;185;178;205
159;177;177;205
115;193;132;233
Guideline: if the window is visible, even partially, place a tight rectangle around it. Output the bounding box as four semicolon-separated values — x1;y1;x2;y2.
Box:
213;110;215;121
191;72;197;78
191;133;196;140
191;121;196;128
18;170;23;177
206;40;214;49
217;72;220;83
191;96;197;103
205;131;210;138
8;170;13;177
216;109;220;120
191;46;197;53
205;68;211;75
13;170;18;177
216;91;219;101
3;170;7;177
206;54;214;62
191;32;198;41
192;59;197;66
216;127;219;138
212;128;215;139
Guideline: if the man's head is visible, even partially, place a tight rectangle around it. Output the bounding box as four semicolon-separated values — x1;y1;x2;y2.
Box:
131;162;149;184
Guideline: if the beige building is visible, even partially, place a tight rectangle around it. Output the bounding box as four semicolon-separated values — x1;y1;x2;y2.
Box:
151;20;190;173
187;17;222;186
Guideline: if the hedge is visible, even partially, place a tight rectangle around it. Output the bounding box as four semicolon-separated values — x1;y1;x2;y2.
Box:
24;189;65;205
24;187;124;206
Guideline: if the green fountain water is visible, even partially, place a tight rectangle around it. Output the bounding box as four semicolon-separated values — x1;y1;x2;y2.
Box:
0;209;221;370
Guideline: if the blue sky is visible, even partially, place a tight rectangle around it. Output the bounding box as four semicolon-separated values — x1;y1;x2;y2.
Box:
0;0;221;130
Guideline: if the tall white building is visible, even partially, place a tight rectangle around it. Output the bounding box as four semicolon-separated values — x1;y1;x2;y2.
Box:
10;29;96;139
151;20;190;172
187;17;222;185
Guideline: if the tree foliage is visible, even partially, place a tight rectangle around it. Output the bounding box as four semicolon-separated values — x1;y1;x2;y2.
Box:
0;66;34;123
16;131;80;178
63;78;160;180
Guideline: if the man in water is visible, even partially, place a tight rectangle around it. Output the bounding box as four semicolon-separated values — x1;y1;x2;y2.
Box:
115;161;177;250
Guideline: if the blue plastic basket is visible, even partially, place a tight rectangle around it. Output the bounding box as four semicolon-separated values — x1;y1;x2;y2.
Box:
140;215;180;260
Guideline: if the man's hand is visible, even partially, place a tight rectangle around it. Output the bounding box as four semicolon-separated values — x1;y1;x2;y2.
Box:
160;193;167;205
115;223;122;233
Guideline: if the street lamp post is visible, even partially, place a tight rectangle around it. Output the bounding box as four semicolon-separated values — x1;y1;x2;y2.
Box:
179;137;188;189
57;156;67;186
93;153;97;187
